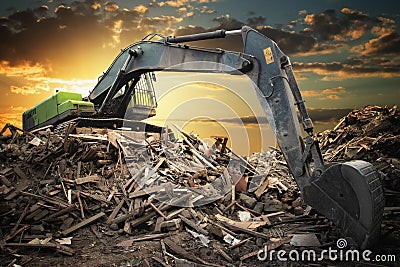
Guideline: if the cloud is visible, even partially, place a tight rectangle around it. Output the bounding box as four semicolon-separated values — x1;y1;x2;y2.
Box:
293;61;400;80
174;17;319;55
0;106;27;129
302;90;321;97
322;86;346;95
134;5;148;14
10;85;42;95
141;15;183;28
246;16;266;27
326;94;340;100
298;10;307;15
104;2;119;12
159;0;190;8
91;2;101;10
186;115;269;126
0;60;45;77
195;6;216;14
300;86;346;100
303;8;369;41
0;60;95;96
180;108;354;126
0;108;25;129
0;0;192;80
377;16;395;25
111;19;123;44
352;27;400;56
307;108;352;123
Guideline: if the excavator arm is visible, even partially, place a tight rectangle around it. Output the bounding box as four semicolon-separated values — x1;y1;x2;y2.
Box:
90;26;384;248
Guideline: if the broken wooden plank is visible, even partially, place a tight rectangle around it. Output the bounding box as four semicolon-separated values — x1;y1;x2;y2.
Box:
79;191;112;204
5;242;75;256
150;202;168;219
124;165;146;191
3;225;30;242
61;212;105;236
254;176;269;198
178;215;207;235
13;166;27;180
106;198;125;225
115;233;173;247
212;242;233;262
75;174;99;185
76;191;85;219
69;133;107;141
0;175;11;187
129;184;169;198
21;191;69;208
215;214;268;230
44;205;76;221
164;238;222;267
0;167;13;176
229;237;252;250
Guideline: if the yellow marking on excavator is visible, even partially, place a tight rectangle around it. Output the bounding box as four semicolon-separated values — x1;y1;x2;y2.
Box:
263;47;274;64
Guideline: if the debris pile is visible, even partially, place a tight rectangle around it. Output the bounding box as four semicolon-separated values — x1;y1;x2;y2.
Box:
0;123;342;266
1;106;399;266
317;105;400;203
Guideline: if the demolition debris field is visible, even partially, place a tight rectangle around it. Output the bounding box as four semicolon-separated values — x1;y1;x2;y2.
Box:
0;105;399;266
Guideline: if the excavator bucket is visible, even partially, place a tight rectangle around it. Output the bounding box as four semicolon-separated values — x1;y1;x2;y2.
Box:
303;160;384;249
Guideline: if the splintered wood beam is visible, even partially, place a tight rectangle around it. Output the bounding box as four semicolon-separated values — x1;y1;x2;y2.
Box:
106;199;125;225
164;239;223;267
21;191;69;208
61;212;105;236
75;174;99;185
5;242;75;256
178;215;208;235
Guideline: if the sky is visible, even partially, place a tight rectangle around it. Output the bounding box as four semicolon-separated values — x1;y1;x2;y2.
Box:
0;0;399;153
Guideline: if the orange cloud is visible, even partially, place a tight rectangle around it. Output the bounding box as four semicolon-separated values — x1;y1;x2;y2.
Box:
377;17;395;25
0;60;95;96
298;9;307;15
104;2;119;12
55;5;70;13
322;86;346;95
10;85;43;95
91;2;101;10
160;0;190;7
340;7;367;17
326;95;340;100
294;62;400;80
134;4;148;14
351;27;400;56
300;86;346;100
111;19;123;44
0;60;45;78
0;106;27;129
302;90;320;97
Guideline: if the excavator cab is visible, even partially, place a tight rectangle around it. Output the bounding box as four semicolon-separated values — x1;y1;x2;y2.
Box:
115;73;157;121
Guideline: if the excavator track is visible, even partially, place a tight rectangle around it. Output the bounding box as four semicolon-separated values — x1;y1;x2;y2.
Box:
53;117;164;136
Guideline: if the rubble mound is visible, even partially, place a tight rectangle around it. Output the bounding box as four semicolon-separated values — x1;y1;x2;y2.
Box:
0;110;399;266
318;105;400;196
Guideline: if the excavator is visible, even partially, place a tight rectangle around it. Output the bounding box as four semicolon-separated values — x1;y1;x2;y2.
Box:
22;26;384;249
